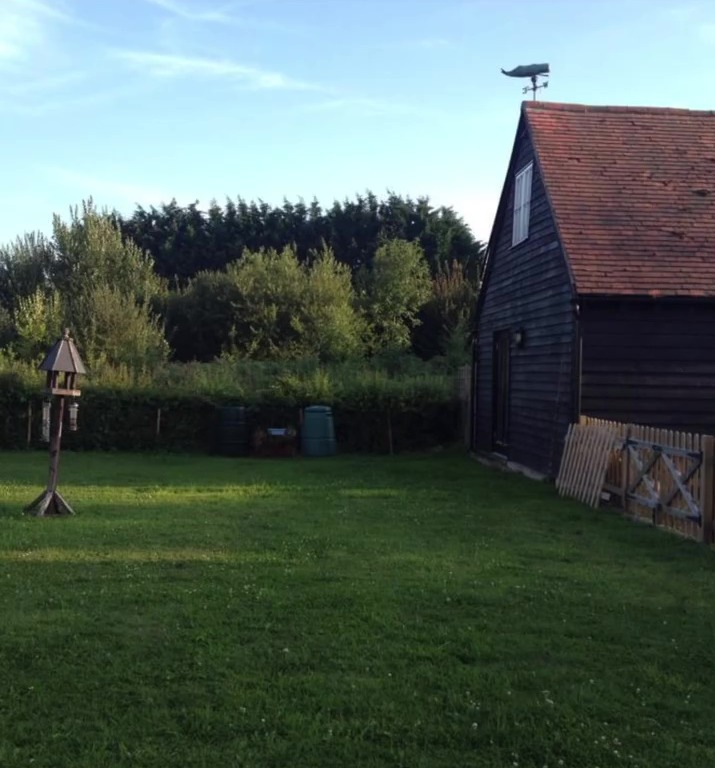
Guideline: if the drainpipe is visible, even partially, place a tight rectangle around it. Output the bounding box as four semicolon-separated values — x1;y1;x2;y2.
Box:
572;299;582;423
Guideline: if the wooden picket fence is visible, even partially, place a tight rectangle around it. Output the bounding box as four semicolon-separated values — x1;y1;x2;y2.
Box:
556;424;616;508
573;416;715;544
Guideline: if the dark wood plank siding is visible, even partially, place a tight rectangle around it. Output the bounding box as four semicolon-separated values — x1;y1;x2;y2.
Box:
581;300;715;433
475;124;575;476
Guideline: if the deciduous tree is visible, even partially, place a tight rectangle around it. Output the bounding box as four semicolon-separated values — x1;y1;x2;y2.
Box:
360;239;432;352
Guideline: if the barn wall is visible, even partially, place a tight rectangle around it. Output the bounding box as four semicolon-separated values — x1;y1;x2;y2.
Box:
474;121;576;476
581;299;715;434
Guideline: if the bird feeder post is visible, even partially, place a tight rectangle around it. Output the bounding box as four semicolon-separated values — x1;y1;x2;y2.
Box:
25;329;87;517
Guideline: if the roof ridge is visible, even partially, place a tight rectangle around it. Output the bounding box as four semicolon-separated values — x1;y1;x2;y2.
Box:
523;101;715;117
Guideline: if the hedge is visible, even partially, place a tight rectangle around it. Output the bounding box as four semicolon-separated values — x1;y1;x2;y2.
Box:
0;373;461;454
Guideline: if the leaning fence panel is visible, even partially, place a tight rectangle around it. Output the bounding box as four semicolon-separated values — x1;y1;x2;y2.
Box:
564;417;715;544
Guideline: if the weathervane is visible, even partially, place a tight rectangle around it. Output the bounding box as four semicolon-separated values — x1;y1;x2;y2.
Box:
501;63;550;100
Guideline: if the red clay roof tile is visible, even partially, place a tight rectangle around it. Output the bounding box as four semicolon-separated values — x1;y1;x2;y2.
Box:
524;101;715;296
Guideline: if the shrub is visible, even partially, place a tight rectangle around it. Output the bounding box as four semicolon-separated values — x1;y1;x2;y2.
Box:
0;360;460;454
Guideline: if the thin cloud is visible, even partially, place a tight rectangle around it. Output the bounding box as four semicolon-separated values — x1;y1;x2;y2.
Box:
0;0;84;59
113;49;326;91
144;0;235;24
0;0;49;63
5;0;76;28
144;0;301;33
0;0;105;116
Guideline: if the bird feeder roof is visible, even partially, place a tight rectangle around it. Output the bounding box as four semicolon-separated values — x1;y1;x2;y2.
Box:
39;329;87;375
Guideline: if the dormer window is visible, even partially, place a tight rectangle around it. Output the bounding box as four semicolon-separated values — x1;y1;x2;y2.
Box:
512;162;533;246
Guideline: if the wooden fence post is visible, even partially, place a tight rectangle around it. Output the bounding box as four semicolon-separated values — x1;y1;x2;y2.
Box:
621;426;632;516
455;365;470;448
27;401;32;447
701;435;714;545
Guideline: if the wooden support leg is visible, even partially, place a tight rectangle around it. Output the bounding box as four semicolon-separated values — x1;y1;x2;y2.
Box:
24;490;54;516
25;490;76;517
48;396;65;493
25;396;75;517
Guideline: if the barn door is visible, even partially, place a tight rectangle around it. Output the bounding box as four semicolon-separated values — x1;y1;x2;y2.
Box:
492;329;511;453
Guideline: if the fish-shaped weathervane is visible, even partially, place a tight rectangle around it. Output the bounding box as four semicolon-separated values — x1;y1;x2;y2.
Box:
501;63;550;78
501;63;550;99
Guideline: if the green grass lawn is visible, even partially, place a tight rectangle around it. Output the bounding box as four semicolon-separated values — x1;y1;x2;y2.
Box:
0;450;714;768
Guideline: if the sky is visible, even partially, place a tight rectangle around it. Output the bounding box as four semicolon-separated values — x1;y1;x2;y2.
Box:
1;0;714;246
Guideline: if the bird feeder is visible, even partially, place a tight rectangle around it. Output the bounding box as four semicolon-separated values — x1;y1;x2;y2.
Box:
68;401;79;432
25;329;87;517
41;398;51;442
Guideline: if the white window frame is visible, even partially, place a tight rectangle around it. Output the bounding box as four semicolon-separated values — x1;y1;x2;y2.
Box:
512;162;533;247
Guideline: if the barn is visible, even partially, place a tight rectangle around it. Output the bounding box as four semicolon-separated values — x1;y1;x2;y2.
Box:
472;101;715;477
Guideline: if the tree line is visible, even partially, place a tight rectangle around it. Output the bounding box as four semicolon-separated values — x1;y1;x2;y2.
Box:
0;194;484;371
120;192;483;283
